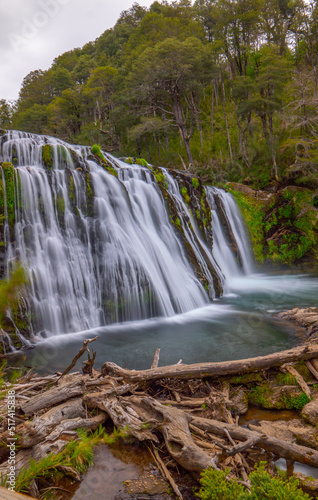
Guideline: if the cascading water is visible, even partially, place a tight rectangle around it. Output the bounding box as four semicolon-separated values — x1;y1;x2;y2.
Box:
206;187;254;285
0;130;254;344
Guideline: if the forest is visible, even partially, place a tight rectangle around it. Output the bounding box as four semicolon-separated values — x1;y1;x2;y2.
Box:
1;0;318;192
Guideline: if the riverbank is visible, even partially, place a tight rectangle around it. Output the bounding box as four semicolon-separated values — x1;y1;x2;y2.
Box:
1;308;318;499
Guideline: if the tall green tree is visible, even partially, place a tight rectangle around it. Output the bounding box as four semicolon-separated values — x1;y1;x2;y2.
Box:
123;36;214;164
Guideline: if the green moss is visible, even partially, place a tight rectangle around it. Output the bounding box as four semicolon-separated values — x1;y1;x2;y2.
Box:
154;168;168;189
0;162;16;229
264;189;318;265
124;157;134;165
192;177;199;189
91;144;118;177
56;195;65;215
0;265;30;354
248;383;274;408
68;174;75;202
136;158;148;166
228;372;263;385
180;186;190;204
227;186;265;263
276;372;297;386
42;145;53;168
282;392;311;411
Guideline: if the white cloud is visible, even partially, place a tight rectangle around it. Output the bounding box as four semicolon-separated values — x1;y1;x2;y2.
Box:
1;0;154;101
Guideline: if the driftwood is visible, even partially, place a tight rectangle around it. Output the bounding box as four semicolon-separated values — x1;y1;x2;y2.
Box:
59;336;98;378
191;416;318;469
20;375;85;416
2;336;318;497
101;343;318;382
150;445;183;500
282;365;311;398
0;486;37;500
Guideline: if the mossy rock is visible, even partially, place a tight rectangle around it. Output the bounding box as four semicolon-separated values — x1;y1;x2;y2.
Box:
248;381;309;410
91;145;118;177
0;162;16;231
42;144;53;168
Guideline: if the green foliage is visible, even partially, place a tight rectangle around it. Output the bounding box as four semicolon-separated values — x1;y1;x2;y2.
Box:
282;392;311;411
192;177;200;189
198;463;312;500
4;0;318;193
154;168;168;188
264;189;318;264
0;265;28;328
248;383;273;408
11;425;128;493
124;157;134;164
180;186;191;203
227;187;265;263
135;158;148;166
276;372;297;386
91;144;103;158
42;145;53;168
0;162;16;228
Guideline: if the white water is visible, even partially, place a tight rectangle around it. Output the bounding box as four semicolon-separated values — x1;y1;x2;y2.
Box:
0;130;254;339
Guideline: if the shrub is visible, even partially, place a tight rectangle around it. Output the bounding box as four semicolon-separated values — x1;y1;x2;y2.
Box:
198;463;312;500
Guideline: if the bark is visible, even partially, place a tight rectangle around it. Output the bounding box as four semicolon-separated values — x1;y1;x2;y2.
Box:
221;82;233;163
172;99;194;165
142;397;218;477
192;416;318;468
191;93;203;150
0;486;37;500
210;87;215;141
101;343;318;382
20;377;85;416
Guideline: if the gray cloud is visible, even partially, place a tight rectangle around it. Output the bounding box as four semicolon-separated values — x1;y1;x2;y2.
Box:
1;0;153;101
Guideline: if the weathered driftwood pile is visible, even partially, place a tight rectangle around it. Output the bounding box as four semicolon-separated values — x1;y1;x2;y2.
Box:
1;313;318;498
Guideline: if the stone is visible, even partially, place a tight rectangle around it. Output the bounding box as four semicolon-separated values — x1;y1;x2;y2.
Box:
301;397;318;426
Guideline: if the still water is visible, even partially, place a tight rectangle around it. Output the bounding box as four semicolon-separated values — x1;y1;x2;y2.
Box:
13;272;318;374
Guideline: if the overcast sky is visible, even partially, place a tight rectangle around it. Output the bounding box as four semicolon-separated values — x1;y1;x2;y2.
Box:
0;0;154;102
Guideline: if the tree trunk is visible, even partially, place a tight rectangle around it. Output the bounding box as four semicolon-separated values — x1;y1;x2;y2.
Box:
268;114;278;179
221;82;233;163
101;343;318;382
191;93;203;151
172;99;194;165
210;88;215;141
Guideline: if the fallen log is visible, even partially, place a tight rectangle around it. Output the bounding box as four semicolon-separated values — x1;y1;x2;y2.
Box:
101;343;318;382
141;397;218;477
0;486;37;500
20;376;85;416
191;416;318;469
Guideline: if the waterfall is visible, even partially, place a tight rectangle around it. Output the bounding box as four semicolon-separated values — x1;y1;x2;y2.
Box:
206;187;254;284
0;130;254;340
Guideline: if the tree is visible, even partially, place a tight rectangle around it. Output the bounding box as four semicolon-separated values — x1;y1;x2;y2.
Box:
48;87;85;140
0;100;12;127
16;70;52;112
237;45;290;177
124;36;214;164
72;55;96;85
12;104;48;134
49;67;74;96
84;66;117;126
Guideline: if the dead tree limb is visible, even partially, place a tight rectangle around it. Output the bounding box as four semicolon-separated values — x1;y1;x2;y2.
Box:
191;416;318;469
59;336;98;379
150;445;183;500
101;344;318;382
151;348;161;369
